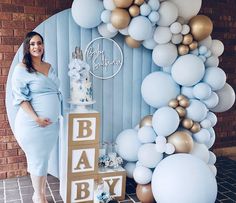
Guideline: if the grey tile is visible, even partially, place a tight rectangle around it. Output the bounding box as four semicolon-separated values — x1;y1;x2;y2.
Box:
20;186;34;195
22;194;33;203
4;178;18;183
5;190;20;201
49;182;60;191
52;190;62;201
0;200;4;203
6;200;22;203
5;181;18;190
0;189;4;199
0;181;3;189
19;179;32;187
47;176;59;184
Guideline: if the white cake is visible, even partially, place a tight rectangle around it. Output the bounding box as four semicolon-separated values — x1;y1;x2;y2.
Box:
68;53;93;104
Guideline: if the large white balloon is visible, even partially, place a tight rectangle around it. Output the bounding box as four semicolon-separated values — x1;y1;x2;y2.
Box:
128;16;153;41
152;43;178;67
152;107;180;137
190;142;209;163
71;0;104;28
116;129;142;162
157;1;178;26
154;26;172;44
211;39;224;57
169;0;202;20
98;23;118;38
171;54;205;86
203;67;226;91
210;83;236;112
186;99;208;122
152;154;217;203
138;143;163;168
133;166;153;184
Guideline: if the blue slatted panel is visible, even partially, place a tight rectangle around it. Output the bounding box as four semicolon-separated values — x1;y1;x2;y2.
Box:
6;8;155;144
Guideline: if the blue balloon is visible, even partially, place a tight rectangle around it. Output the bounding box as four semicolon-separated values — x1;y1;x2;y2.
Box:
193;82;212;100
186;99;208;122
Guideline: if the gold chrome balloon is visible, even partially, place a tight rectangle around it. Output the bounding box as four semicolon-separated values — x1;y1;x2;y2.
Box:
168;131;194;153
125;36;142;48
140;115;153;128
129;5;140;17
182;34;193;45
189;41;198;50
168;99;179;108
189;15;213;41
179;98;190;108
113;0;133;8
177;95;187;101
182;118;194;129
175;106;186;117
136;184;155;203
134;0;145;6
190;122;201;133
111;8;131;29
178;45;189;55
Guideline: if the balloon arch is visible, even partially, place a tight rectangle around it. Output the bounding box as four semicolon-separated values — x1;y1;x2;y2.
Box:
71;0;235;202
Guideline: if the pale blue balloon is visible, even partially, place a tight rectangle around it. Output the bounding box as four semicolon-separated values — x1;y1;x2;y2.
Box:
138;143;163;168
116;129;142;162
133;166;153;184
141;72;180;108
171;54;205;86
71;0;104;28
205;56;219;67
193;129;211;144
199;55;206;63
193;82;212;100
202;92;219;109
128;16;153;41
152;107;180;137
190;49;199;56
140;3;152;16
208;151;216;165
148;11;160;23
203;67;226;91
101;10;111;23
181;86;194;99
142;38;157;50
199;46;208;55
148;0;160;10
186;99;208;122
206;112;217;127
124;162;136;178
138;126;157;143
200;119;212;129
206;127;216;149
205;50;212;58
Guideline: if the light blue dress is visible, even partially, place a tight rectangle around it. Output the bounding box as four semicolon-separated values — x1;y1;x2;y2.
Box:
12;64;62;176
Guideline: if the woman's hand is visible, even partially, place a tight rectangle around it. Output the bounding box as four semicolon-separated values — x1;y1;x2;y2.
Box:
35;117;52;127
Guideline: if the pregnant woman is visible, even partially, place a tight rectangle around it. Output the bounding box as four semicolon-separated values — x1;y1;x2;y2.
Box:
11;31;62;203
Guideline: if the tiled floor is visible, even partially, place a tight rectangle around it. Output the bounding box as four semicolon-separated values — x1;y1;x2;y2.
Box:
0;157;236;203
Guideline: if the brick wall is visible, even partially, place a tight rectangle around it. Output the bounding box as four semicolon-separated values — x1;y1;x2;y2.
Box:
0;0;236;179
0;0;73;179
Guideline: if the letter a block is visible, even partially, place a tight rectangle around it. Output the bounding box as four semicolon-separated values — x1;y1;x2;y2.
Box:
68;113;100;146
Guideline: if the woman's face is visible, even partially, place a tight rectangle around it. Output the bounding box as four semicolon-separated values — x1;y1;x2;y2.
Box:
29;35;44;58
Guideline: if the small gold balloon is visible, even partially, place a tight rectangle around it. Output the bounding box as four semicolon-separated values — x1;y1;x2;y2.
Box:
177;95;187;101
189;41;198;50
182;118;194;129
168;131;194;153
190;122;201;133
182;34;193;45
140;115;153;128
179;98;190;108
189;15;213;41
113;0;133;8
178;45;189;55
136;184;155;203
175;106;186;117
168;99;179;108
125;36;142;48
111;8;131;29
134;0;145;6
129;5;140;17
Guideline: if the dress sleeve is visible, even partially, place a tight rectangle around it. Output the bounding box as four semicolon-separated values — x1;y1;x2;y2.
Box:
11;66;31;106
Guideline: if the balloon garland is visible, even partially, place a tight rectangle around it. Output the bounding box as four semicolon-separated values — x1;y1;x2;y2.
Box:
71;0;235;202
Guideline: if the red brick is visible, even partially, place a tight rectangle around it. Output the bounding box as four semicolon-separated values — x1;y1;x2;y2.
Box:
18;149;25;156
12;0;35;6
6;129;14;136
2;20;24;29
35;14;48;22
0;129;5;136
0;28;13;36
24;6;45;15
14;45;20;52
0;171;7;179
24;21;40;30
1;3;24;13
19;162;27;169
0;151;4;158
0;12;12;20
0;53;3;60
0;157;7;165
0;163;18;171
0;45;13;52
4;149;18;157
1;36;23;45
7;142;19;150
0;114;5;121
0;143;7;150
4;52;14;60
12;13;34;21
14;29;29;37
7;155;26;164
7;169;27;178
0;135;15;143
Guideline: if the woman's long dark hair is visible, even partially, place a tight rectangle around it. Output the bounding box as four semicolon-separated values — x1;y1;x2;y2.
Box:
22;31;44;73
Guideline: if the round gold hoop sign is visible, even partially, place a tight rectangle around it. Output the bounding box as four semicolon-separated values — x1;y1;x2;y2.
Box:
85;37;123;80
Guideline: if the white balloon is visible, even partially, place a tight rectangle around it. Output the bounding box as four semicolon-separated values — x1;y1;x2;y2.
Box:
162;66;172;73
208;151;217;165
148;11;160;23
205;55;219;67
124;162;136;178
203;67;226;91
199;46;208;55
186;99;208;122
140;3;152;16
152;154;217;203
148;0;160;10
206;112;217;127
171;54;205;86
107;23;118;33
101;10;111;23
157;1;178;26
181;24;190;35
202;92;219;109
119;27;129;35
138;126;157;143
210;83;236;112
141;71;180;108
169;0;202;20
200;119;212;129
98;23;118;38
155;142;166;153
133;166;153;184
206;127;216;149
155;135;167;144
193;82;212;100
103;0;116;10
143;38;157;50
138;143;163;168
170;22;182;34
190;142;209;163
116;129;142;162
71;0;104;28
211;39;224;56
128;16;153;41
208;165;217;176
199;36;212;49
181;86;194;99
165;143;175;154
152;43;178;67
193;129;211;144
154;26;172;44
152;107;180;137
171;34;183;44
